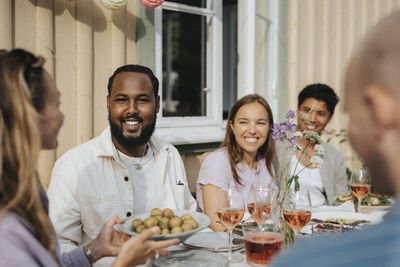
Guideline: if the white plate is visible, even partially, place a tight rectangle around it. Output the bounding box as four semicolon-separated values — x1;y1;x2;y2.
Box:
300;211;384;235
359;205;391;214
150;250;229;267
114;210;210;243
183;232;244;252
311;211;384;225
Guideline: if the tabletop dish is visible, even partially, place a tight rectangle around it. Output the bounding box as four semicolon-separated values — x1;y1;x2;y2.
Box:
311;211;383;226
183;232;244;252
114;210;210;243
361;193;391;206
300;211;382;235
335;192;391;206
150;250;229;267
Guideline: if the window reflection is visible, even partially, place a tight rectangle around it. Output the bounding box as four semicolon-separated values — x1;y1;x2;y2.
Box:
161;0;237;118
162;10;207;117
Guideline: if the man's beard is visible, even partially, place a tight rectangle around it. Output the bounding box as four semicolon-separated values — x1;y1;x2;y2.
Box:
108;113;156;150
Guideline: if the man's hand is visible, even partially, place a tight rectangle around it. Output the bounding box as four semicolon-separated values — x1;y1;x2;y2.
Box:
86;216;131;261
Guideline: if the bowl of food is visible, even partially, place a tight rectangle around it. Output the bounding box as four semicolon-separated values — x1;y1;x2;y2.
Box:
114;208;211;243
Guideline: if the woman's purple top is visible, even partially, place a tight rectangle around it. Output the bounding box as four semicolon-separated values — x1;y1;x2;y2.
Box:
0;186;90;267
196;148;277;212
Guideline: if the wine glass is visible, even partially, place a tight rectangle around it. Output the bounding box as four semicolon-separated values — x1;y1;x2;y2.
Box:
247;184;273;226
216;185;245;262
350;168;371;212
282;190;312;234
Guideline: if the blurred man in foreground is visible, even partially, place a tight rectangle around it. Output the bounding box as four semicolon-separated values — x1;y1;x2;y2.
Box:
270;11;400;267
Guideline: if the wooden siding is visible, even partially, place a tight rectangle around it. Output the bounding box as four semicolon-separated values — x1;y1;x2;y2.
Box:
0;0;137;188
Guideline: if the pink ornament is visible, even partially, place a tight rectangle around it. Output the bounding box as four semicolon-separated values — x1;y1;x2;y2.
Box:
140;0;164;8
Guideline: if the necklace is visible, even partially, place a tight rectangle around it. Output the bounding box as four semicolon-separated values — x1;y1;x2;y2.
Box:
135;144;148;170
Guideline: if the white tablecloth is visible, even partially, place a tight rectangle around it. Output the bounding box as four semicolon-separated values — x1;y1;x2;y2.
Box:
143;203;390;267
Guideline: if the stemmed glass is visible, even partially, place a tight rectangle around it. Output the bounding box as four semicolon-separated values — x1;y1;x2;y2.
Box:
282;190;312;234
350;168;371;212
247;184;273;226
216;185;245;262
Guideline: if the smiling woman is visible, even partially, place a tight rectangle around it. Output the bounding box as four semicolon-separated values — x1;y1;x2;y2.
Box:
196;94;278;232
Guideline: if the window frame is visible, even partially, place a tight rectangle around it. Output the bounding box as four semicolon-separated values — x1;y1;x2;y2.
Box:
152;0;280;145
154;1;224;145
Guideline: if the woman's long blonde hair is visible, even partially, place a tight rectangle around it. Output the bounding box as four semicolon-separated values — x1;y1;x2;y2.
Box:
0;49;57;259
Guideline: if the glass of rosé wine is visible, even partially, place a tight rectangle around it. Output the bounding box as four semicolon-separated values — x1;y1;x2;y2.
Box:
216;185;245;262
247;184;273;226
243;221;284;266
350;168;371;212
282;190;312;234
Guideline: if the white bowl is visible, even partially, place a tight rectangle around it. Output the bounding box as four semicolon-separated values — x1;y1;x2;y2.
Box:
114;210;211;243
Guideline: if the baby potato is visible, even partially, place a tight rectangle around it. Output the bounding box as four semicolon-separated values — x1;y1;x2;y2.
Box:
131;218;143;230
183;218;198;229
138;209;198;236
144;216;158;228
181;223;194;232
171;226;183;234
169;216;182;228
163;208;174;218
151;208;163;217
161;228;170;235
152;226;161;235
158;217;170;230
180;213;193;221
136;224;147;234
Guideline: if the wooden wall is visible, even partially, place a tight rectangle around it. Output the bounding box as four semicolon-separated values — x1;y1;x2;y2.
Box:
0;0;137;188
286;0;400;166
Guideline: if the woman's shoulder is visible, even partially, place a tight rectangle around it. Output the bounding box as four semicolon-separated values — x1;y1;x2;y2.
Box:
0;213;56;265
0;212;32;240
198;148;231;185
202;147;229;166
198;148;231;178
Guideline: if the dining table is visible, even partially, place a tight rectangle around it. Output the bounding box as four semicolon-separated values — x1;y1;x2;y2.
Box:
144;201;390;267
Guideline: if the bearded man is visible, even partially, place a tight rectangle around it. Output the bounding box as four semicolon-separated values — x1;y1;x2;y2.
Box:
48;65;196;267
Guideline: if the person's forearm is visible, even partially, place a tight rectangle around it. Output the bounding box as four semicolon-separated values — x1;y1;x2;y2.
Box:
61;246;92;267
85;238;103;262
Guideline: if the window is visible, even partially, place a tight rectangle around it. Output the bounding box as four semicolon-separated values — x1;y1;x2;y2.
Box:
154;0;277;145
161;7;207;117
155;0;227;144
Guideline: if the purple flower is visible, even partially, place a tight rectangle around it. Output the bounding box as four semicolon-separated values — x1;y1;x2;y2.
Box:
271;123;284;142
272;117;298;144
289;123;298;133
287;110;295;119
288;136;298;145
